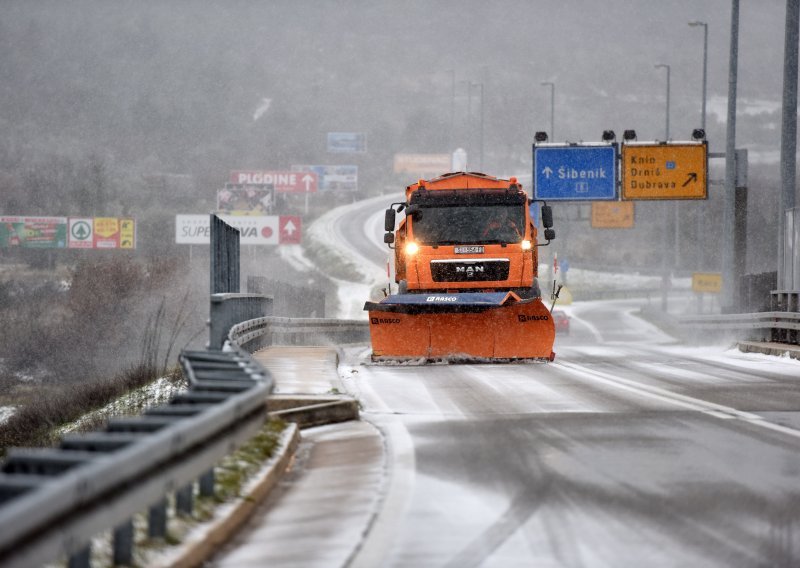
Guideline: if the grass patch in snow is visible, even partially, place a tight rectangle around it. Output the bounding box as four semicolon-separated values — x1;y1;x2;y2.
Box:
214;418;286;502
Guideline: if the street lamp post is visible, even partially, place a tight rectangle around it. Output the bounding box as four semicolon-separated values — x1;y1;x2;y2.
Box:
689;21;709;131
654;64;671;139
447;69;456;149
541;81;555;141
689;21;709;271
470;82;484;171
655;63;672;311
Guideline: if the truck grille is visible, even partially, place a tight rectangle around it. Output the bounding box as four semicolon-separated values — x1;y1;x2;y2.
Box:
430;259;510;282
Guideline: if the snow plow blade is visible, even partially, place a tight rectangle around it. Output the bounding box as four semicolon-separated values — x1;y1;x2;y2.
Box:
364;292;556;362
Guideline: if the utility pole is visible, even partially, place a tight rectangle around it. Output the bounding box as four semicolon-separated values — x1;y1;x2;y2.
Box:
779;0;799;291
722;0;740;310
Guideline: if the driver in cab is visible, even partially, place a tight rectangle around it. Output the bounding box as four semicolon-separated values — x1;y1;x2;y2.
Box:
481;209;522;241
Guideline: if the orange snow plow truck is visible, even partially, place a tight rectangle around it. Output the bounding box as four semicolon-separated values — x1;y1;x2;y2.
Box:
364;171;557;362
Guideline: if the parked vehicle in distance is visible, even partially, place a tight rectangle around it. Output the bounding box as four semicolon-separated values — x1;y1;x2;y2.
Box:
552;309;570;335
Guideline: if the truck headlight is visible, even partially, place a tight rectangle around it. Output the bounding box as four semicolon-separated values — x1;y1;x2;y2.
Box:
405;242;419;255
521;240;532;250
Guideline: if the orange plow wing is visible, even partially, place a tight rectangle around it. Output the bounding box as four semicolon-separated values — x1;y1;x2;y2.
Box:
364;292;555;362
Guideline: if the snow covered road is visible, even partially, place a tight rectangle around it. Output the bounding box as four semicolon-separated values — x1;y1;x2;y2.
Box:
342;297;800;567
220;195;800;567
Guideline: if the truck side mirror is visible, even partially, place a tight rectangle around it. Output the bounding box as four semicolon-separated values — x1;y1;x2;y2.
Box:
544;228;556;240
541;205;554;229
384;232;395;244
384;208;396;232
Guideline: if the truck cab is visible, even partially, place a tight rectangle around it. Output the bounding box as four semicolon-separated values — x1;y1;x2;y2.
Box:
385;172;554;298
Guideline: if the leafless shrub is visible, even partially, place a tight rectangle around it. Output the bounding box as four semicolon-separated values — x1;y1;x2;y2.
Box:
0;364;184;454
0;254;199;455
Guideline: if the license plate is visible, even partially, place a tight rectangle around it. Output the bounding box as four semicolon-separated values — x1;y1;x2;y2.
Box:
454;246;484;254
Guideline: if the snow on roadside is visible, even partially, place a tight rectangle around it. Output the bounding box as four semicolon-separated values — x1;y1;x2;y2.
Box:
57;375;186;436
307;193;393;285
0;406;15;426
283;194;399;320
280;242;377;321
722;347;800;367
538;263;691;293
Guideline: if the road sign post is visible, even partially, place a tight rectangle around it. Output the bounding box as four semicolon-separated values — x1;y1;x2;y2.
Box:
532;144;617;201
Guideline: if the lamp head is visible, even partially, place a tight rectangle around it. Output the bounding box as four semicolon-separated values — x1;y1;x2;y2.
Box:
692;128;706;141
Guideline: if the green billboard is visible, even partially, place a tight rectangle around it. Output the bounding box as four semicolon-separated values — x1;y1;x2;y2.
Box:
0;216;68;248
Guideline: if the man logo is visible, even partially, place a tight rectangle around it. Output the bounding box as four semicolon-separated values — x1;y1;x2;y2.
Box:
455;264;484;278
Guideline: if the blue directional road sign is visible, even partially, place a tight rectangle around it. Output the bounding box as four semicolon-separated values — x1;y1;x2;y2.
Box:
327;132;367;154
533;144;618;200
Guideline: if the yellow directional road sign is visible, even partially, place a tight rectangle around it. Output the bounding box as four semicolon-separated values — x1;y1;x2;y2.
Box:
692;272;722;293
120;218;136;249
621;142;708;200
591;201;634;228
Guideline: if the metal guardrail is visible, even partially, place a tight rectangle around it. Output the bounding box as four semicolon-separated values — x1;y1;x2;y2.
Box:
209;292;273;349
0;348;273;568
678;311;800;330
677;311;800;345
569;287;663;302
229;316;370;350
0;214;373;567
678;289;800;346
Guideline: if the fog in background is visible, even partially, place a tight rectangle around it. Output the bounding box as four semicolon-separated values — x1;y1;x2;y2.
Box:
0;1;793;383
0;1;790;270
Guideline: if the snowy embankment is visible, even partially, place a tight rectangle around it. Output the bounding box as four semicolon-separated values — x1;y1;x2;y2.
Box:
280;194;399;320
57;375;185;436
0;406;14;427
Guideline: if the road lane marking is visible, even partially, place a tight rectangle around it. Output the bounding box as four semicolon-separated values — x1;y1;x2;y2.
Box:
347;416;416;568
556;360;800;441
564;310;605;343
343;358;417;568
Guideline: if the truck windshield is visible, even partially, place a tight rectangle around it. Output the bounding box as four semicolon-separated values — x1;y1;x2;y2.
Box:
411;205;525;245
